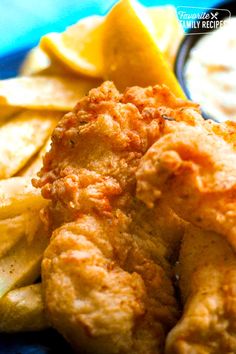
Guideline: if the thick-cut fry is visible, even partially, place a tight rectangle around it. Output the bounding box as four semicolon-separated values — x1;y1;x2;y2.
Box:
0;177;47;219
0;212;41;258
0;223;49;298
0;110;58;178
21;138;52;177
0;76;101;111
0;283;49;332
0;107;20;124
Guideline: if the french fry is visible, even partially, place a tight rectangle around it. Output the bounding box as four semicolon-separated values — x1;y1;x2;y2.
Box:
0;283;49;332
0;212;41;258
20;137;52;177
0;177;47;219
0;223;49;298
0;107;20;124
0;110;58;178
0;76;101;111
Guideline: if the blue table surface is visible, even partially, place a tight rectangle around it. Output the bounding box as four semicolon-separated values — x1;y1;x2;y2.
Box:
0;0;217;58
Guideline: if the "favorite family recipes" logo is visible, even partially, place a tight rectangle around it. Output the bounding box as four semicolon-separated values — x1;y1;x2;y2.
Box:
177;6;231;34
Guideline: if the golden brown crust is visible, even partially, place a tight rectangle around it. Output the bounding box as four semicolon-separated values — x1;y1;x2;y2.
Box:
136;100;236;250
133;88;236;353
166;225;236;354
35;82;185;354
43;205;182;354
34;82;167;229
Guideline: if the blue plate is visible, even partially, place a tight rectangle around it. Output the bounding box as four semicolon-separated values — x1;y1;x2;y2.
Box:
0;48;30;79
0;330;73;354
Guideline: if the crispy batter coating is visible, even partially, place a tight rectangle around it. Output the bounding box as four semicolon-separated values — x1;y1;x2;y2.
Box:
34;82;184;354
135;88;236;250
166;225;236;354
133;85;236;353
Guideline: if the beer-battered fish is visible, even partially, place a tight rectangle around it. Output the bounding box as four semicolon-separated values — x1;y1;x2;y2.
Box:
34;82;184;354
166;225;236;354
135;88;236;250
132;85;236;353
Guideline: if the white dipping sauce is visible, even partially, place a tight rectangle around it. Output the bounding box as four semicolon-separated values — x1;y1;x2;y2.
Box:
185;17;236;122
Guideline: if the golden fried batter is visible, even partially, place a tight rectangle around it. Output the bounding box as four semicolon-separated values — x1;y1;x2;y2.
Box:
166;225;236;354
34;82;184;354
135;87;236;250
132;85;236;353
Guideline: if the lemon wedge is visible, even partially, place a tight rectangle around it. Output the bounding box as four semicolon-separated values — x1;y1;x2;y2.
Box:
40;15;104;78
20;47;50;76
148;5;184;66
103;0;185;97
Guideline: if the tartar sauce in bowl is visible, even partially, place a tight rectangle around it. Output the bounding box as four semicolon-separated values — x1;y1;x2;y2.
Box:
185;17;236;122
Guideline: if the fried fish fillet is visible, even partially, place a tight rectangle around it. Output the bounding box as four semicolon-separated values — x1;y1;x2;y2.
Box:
131;85;236;352
34;82;184;354
135;86;236;250
166;224;236;354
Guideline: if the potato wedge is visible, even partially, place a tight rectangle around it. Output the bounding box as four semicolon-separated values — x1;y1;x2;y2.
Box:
0;76;101;111
20;138;52;177
0;283;49;332
0;177;47;219
0;110;58;178
0;223;49;298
